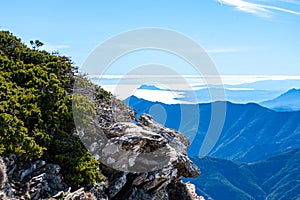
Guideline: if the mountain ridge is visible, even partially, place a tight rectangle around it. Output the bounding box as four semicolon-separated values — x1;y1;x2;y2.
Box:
261;88;300;111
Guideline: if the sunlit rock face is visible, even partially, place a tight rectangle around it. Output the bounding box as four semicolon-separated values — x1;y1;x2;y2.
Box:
85;96;201;199
74;89;202;199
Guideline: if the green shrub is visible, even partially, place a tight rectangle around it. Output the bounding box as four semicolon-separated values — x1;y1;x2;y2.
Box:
0;31;103;188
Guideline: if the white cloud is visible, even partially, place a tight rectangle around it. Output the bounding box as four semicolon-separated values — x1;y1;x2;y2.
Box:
217;0;300;17
263;4;300;15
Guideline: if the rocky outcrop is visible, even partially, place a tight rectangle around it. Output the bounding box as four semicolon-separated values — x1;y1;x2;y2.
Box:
77;91;203;199
0;86;203;199
0;155;107;200
0;156;63;199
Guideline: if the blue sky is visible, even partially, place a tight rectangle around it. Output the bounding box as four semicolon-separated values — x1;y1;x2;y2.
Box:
1;0;300;75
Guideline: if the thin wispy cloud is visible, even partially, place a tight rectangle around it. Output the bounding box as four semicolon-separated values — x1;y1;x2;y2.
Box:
218;0;300;17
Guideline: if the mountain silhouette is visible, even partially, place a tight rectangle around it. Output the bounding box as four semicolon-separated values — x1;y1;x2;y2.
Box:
261;88;300;112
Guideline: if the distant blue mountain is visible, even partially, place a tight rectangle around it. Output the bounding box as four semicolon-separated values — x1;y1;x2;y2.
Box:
134;79;300;103
125;96;300;162
137;84;169;90
177;88;282;103
224;79;300;91
260;88;300;112
134;84;284;103
186;149;300;200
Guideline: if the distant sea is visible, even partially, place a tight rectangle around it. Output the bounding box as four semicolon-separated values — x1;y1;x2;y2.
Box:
88;75;300;104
